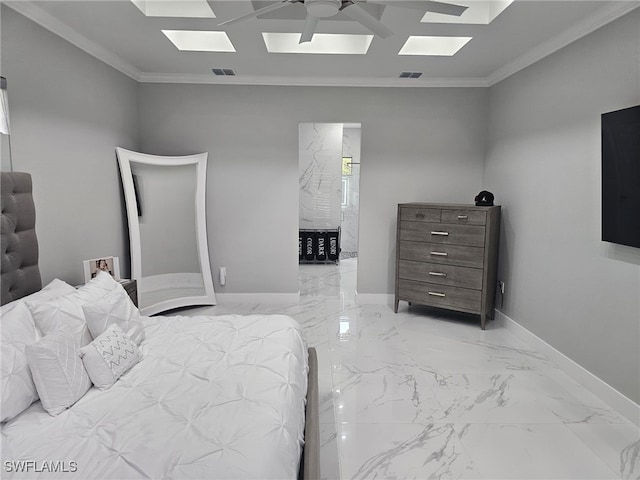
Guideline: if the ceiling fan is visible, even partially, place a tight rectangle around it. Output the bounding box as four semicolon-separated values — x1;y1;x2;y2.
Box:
218;0;468;44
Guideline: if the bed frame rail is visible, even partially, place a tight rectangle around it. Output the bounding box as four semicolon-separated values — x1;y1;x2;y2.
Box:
301;346;320;480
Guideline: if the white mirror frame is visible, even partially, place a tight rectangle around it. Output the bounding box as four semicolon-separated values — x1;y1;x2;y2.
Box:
116;147;216;315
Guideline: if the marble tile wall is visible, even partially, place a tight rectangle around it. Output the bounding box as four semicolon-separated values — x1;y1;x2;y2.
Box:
299;123;343;230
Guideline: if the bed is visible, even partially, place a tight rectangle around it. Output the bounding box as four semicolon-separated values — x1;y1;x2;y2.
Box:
0;172;320;479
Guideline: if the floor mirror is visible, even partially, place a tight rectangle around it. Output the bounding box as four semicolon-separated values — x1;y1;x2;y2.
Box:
116;147;216;315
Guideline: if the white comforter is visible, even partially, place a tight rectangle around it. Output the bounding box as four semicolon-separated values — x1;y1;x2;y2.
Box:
1;314;309;479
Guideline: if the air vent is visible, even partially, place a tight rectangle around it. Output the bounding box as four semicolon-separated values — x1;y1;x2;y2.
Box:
212;68;236;76
399;71;422;78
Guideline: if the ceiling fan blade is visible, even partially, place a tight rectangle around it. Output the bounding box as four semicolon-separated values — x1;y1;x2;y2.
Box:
299;15;320;43
421;1;468;16
367;0;468;17
341;1;393;38
218;0;296;26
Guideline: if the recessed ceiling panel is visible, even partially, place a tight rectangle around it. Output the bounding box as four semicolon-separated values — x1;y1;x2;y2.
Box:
131;0;216;18
422;0;513;24
162;30;236;52
398;36;472;56
262;33;374;54
4;0;630;85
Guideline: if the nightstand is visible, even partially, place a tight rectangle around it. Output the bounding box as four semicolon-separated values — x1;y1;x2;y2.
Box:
119;279;138;307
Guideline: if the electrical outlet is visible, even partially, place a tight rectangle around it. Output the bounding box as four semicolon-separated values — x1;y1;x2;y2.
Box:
219;267;226;286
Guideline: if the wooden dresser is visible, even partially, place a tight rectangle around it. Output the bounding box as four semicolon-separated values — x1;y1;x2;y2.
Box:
395;203;501;329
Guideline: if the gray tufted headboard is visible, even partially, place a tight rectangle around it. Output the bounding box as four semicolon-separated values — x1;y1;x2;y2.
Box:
1;172;42;305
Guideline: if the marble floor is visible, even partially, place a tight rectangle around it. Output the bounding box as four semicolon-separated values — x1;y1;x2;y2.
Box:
189;258;639;479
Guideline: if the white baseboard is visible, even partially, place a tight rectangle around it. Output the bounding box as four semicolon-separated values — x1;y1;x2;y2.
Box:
355;292;394;306
494;309;640;426
215;292;300;304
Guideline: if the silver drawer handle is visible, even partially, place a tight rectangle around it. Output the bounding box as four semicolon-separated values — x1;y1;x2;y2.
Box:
429;272;447;277
431;231;449;236
428;291;446;297
430;251;448;256
457;215;468;220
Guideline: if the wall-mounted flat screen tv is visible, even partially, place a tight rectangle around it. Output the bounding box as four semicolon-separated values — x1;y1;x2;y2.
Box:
602;105;640;248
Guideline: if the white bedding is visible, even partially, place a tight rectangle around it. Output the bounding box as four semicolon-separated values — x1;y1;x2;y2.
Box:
1;314;308;479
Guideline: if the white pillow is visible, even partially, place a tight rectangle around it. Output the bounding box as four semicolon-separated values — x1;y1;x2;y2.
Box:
0;278;76;318
33;278;77;301
80;323;141;390
0;279;77;423
0;302;39;422
76;270;120;301
82;284;145;345
25;328;92;416
26;292;93;348
25;272;120;347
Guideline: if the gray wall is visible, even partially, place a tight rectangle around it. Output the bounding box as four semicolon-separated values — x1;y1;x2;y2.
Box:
1;7;140;285
138;84;488;294
483;10;640;402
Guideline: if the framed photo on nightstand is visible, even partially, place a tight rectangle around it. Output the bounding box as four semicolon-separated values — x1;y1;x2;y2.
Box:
83;256;120;283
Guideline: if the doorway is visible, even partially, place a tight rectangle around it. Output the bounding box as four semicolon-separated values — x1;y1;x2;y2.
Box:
298;122;362;266
340;124;361;259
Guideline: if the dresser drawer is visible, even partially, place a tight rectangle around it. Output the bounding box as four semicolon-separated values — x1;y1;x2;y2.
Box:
398;260;483;290
399;207;440;223
399;221;486;247
441;209;486;225
399;241;484;268
398;279;481;312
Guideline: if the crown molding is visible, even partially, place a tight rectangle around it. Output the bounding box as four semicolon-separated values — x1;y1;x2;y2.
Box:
4;0;142;81
4;0;639;88
486;1;640;87
137;72;489;87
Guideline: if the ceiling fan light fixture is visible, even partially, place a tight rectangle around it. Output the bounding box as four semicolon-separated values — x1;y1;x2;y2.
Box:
306;0;341;18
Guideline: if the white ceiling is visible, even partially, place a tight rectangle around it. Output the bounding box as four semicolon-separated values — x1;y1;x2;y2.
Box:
5;0;639;87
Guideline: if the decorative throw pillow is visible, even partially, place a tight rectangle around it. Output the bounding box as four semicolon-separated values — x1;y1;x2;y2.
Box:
25;328;92;416
0;279;77;423
82;284;145;345
80;323;141;390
